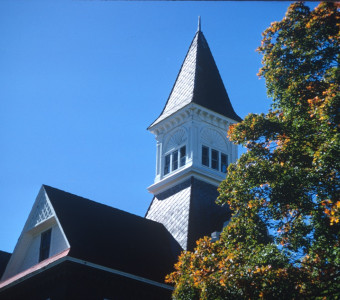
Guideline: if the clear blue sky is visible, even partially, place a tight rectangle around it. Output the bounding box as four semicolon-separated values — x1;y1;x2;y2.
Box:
1;1;315;253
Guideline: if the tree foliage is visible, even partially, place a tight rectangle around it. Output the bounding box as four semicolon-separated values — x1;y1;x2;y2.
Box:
166;2;340;299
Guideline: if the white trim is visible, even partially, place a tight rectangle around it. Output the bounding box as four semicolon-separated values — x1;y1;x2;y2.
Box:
148;167;222;195
44;189;71;249
163;128;187;153
201;127;228;150
149;103;237;135
25;216;56;236
162;144;187;177
201;144;228;174
1;187;70;281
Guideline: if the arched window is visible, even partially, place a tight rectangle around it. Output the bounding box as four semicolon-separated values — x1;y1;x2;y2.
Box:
163;128;187;176
201;128;229;173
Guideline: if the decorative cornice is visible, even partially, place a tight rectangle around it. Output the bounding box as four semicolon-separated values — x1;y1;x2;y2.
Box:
148;103;237;137
147;164;224;195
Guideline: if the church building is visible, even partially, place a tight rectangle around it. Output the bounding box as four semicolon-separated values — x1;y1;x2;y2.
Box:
0;20;241;300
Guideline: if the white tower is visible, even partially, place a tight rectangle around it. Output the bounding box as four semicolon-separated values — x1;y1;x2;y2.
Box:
146;21;241;250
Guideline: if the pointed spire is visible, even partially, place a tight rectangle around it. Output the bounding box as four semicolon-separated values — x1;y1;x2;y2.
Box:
149;24;242;128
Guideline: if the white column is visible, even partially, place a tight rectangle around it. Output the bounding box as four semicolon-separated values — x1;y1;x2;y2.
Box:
191;121;199;167
155;136;163;182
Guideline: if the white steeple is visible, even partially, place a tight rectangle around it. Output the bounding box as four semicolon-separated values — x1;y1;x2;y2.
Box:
147;23;241;196
146;23;240;250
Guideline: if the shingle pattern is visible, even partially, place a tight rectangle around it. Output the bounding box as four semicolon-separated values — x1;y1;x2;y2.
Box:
187;178;231;250
145;180;191;250
42;185;182;282
146;177;231;251
150;30;242;127
153;36;197;125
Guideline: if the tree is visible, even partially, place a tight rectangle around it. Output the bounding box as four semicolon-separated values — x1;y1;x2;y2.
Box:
166;2;340;299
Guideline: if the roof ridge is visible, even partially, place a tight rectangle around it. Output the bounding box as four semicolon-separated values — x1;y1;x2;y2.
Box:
42;184;160;225
192;31;202;105
148;31;199;129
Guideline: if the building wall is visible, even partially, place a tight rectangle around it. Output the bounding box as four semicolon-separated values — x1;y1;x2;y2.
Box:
20;222;68;272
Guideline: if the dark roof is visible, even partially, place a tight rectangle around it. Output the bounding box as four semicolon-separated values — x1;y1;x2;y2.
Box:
187;177;231;250
0;251;11;280
43;185;181;283
150;30;242;127
192;32;242;122
146;177;231;251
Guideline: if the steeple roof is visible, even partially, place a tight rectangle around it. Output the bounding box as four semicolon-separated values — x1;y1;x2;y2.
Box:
150;26;242;128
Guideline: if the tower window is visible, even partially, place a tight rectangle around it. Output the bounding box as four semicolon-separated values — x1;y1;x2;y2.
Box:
164;154;171;175
202;146;209;167
202;145;228;173
163;145;186;176
211;149;219;170
180;146;186;167
39;228;52;262
221;153;228;173
172;150;178;171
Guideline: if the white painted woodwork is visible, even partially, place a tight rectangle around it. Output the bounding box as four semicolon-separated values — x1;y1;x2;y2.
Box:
1;187;70;281
148;103;238;195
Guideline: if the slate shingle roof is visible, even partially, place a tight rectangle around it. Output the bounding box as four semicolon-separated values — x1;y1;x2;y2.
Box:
145;181;192;250
150;30;242;128
43;185;181;283
145;177;231;251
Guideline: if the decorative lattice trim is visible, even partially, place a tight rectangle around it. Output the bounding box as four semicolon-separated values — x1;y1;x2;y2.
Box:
27;192;53;230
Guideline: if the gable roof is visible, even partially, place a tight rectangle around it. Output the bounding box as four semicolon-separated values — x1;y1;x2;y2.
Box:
149;29;242;128
43;185;181;282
